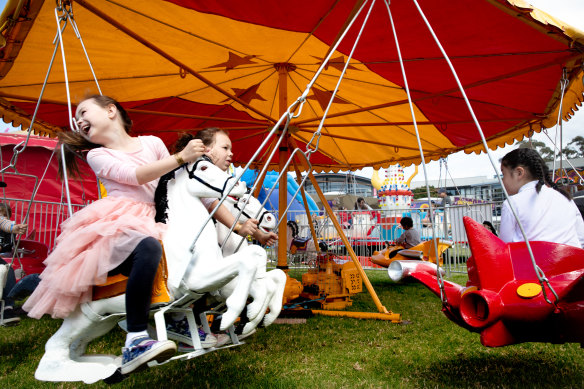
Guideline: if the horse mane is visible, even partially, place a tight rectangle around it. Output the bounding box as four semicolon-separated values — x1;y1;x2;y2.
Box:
154;166;183;224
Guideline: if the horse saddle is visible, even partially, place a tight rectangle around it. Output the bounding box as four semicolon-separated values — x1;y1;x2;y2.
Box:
92;242;171;304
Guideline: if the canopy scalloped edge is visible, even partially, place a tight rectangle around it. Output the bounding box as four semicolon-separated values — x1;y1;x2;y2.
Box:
506;0;584;45
0;97;61;137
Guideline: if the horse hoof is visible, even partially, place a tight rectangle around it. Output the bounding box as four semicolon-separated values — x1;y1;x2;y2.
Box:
219;310;239;331
246;301;263;321
103;368;126;385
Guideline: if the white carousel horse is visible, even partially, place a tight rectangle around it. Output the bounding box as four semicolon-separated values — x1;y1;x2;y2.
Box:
215;194;286;334
34;158;263;384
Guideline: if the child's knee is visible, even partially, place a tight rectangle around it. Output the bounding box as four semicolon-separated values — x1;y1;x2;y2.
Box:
138;237;162;264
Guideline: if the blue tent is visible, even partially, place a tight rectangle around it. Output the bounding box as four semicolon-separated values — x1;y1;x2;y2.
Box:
240;170;318;220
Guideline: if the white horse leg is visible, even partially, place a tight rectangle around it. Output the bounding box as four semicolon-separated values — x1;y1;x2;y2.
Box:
242;277;275;335
35;296;126;384
184;247;260;331
220;246;266;330
262;269;287;327
245;254;268;320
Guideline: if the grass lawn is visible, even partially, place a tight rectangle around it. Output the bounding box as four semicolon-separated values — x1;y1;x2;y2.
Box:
1;270;583;388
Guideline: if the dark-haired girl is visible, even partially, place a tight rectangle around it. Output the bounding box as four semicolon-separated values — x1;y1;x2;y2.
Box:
23;95;207;374
499;148;584;248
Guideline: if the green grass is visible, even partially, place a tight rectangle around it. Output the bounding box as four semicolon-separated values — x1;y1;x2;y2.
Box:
1;270;583;388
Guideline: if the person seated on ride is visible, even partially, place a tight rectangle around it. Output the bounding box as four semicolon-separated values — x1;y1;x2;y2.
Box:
0;202;27;326
22;94;207;375
482;220;497;236
165;129;278;347
0;202;27;253
336;206;352;229
177;128;278;246
371;217;421;267
499;148;584;248
394;216;421;250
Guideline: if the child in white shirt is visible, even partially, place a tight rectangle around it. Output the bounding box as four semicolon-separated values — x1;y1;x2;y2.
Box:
499;148;584;248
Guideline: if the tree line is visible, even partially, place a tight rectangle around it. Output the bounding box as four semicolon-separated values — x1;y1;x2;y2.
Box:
517;135;584;162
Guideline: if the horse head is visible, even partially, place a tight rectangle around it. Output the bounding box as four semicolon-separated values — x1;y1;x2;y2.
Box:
184;156;246;199
231;193;276;232
155;156;246;224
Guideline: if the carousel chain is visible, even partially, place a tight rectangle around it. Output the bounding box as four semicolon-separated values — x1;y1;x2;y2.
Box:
551;68;569;181
213;0;372;251
410;0;559;305
224;115;292;251
0;11;67;174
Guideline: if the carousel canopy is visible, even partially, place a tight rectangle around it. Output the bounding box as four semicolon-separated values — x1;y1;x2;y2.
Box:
0;0;583;171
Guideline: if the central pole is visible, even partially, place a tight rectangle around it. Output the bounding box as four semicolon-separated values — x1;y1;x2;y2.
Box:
275;63;293;269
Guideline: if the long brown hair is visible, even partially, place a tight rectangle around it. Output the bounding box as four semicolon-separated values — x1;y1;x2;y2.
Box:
57;95;132;179
171;127;229;154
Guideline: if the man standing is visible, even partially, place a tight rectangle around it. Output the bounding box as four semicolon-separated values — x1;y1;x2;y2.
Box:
437;188;452;208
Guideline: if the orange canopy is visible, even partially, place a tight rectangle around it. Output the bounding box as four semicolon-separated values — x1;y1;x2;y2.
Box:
0;0;583;171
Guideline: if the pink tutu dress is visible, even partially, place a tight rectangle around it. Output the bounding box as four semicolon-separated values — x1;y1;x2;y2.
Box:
23;136;169;319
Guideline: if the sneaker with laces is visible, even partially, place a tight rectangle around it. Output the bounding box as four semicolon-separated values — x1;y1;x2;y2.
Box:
166;318;218;348
177;329;218;352
0;306;20;327
121;336;176;375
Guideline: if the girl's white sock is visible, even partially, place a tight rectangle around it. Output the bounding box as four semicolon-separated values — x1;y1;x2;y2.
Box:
125;330;149;348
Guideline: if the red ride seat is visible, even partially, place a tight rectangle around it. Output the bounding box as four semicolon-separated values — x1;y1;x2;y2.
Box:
4;239;48;280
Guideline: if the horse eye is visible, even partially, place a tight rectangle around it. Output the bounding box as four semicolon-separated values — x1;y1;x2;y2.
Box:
201;166;208;171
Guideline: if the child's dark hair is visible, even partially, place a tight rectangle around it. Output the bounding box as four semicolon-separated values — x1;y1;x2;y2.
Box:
400;216;413;229
482;221;497;236
57;95;132;179
501;148;570;200
171;128;229;154
0;202;12;219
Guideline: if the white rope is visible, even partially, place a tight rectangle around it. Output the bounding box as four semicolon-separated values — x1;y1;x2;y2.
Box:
384;0;447;302
411;0;558;305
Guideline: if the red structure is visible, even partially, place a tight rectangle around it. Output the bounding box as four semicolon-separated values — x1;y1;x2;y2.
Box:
403;217;584;347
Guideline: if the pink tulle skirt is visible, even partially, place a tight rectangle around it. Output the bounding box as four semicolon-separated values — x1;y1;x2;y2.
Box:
23;196;166;319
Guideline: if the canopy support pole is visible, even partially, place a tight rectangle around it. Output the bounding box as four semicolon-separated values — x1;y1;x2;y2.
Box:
277;63;290;270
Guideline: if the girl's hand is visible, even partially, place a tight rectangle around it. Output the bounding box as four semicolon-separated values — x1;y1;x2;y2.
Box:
254;230;278;246
238;219;259;237
179;139;208;163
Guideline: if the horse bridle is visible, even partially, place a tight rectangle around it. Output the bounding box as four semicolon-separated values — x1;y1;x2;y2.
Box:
187;155;235;197
232;196;271;227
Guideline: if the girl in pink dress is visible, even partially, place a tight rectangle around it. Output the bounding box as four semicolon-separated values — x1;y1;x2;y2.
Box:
22;95;207;375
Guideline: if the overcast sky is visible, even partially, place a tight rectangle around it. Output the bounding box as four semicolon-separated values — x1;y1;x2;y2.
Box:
359;0;584;184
